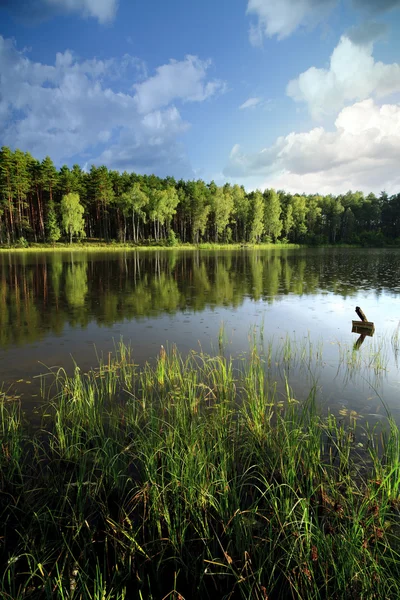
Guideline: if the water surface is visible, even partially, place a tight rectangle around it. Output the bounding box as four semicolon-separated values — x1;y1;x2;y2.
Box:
1;247;399;420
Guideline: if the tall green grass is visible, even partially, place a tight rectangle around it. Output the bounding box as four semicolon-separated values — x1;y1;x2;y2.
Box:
0;241;302;253
1;342;400;598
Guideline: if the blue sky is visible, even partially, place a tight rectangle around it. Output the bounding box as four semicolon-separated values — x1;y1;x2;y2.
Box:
1;0;400;194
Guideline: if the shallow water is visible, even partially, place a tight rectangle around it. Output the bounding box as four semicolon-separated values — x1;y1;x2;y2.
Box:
1;247;399;421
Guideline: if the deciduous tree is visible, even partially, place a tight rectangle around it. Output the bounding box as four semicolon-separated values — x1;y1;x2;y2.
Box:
61;193;85;244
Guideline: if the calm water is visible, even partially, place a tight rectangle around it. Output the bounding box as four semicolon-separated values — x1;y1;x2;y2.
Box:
1;247;400;421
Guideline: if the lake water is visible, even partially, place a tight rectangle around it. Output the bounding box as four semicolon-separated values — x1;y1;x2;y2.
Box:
1;247;400;422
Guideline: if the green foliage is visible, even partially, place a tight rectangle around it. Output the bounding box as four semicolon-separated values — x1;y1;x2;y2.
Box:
46;200;61;244
16;236;29;248
209;182;234;241
60;193;85;243
263;188;282;241
166;228;179;246
1;342;400;598
359;230;387;247
248;190;264;242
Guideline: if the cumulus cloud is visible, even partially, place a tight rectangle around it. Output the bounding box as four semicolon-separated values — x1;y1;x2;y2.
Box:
224;99;400;194
133;55;226;114
0;35;222;177
0;0;118;23
246;0;337;42
239;97;262;109
287;35;400;119
90;109;193;178
246;0;400;43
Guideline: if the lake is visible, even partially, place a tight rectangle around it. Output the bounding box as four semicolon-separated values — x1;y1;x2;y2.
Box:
1;247;400;422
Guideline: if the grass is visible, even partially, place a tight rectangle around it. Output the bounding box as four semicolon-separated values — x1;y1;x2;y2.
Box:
0;241;302;253
1;342;400;599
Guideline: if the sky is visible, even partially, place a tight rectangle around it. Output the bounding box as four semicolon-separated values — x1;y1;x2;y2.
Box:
1;0;400;195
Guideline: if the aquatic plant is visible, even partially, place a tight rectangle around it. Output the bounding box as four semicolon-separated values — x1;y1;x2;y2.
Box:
1;342;400;598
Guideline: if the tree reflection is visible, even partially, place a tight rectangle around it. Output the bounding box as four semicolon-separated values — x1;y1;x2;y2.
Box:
0;249;399;347
65;261;88;309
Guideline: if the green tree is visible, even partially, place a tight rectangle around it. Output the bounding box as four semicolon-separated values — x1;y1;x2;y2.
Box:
89;166;114;239
188;180;211;244
119;183;148;242
248;191;264;243
0;146;15;243
263;189;282;241
41;156;58;204
46;201;61;245
290;195;308;242
283;202;294;239
13;149;31;240
60;193;85;243
210;183;234;242
342;207;356;242
232;185;248;242
321;195;344;243
149;187;179;241
29;158;45;241
306;195;322;236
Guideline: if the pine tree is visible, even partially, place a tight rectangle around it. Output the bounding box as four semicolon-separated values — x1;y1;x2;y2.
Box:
0;146;16;243
46;200;61;245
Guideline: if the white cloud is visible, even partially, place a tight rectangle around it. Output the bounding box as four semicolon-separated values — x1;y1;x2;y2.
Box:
0;35;221;177
239;97;262;109
224;99;400;194
246;0;337;42
91;110;193;177
287;35;400;119
133;55;226;114
0;0;118;23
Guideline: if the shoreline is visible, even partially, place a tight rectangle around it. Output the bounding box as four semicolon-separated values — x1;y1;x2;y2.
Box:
0;241;370;253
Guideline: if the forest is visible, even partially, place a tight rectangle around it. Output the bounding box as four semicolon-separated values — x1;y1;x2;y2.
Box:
1;146;400;246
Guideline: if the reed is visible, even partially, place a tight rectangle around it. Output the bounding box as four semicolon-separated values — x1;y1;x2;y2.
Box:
1;342;400;599
0;241;302;254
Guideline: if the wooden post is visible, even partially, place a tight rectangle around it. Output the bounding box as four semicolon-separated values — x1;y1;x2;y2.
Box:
355;306;368;322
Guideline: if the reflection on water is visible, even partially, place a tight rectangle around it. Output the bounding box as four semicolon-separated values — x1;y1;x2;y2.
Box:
0;247;399;418
1;248;400;347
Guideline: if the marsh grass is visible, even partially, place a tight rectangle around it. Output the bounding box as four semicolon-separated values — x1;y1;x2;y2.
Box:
1;342;400;599
391;322;400;368
337;337;390;384
0;242;302;254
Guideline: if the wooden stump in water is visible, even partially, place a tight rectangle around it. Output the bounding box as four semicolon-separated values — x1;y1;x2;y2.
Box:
355;306;368;322
352;306;375;340
352;321;375;335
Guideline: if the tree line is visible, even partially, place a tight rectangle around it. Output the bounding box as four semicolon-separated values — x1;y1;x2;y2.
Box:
1;146;400;246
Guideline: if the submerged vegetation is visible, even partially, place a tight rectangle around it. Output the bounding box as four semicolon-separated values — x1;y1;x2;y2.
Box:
1;341;400;599
1;146;400;247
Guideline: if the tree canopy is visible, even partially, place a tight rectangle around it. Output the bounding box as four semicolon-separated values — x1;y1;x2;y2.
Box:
60;193;85;243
